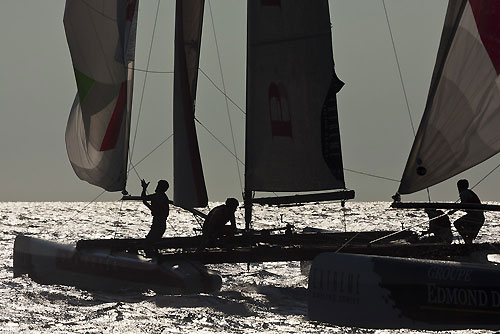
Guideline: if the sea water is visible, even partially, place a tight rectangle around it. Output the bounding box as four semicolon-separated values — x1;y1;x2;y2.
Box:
1;201;499;333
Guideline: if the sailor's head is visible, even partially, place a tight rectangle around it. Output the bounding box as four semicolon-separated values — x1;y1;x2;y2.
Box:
156;180;170;193
457;179;469;192
225;197;239;211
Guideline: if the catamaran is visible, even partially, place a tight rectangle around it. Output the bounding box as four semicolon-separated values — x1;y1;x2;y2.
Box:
12;0;500;327
309;0;500;329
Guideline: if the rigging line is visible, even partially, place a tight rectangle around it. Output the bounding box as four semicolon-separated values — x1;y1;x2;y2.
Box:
129;0;161;176
207;0;244;193
371;210;452;245
69;190;107;220
335;231;362;253
128;67;174;74
114;200;125;239
195;118;244;166
128;133;174;179
382;0;432;201
471;160;500;191
382;0;415;136
199;67;246;115
125;66;175;74
344;168;399;183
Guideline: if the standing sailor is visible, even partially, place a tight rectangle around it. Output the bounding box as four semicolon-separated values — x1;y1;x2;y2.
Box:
141;179;170;256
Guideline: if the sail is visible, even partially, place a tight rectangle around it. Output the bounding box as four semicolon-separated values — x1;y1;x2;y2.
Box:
245;0;345;193
399;0;500;194
64;0;138;192
173;0;208;208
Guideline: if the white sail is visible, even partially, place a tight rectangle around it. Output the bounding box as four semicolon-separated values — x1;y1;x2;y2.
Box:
399;0;500;194
64;0;138;192
245;0;345;193
173;0;208;208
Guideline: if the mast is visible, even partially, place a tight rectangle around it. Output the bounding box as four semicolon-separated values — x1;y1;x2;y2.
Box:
244;0;252;230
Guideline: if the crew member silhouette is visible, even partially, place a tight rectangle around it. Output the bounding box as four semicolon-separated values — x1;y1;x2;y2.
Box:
452;179;484;245
420;208;452;244
201;198;239;248
141;179;170;256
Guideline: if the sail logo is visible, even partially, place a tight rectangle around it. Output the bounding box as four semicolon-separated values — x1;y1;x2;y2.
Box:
309;268;360;305
268;82;292;138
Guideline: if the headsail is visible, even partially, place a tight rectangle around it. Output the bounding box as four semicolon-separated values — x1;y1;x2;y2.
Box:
399;0;500;194
64;0;138;192
173;0;208;208
245;0;345;194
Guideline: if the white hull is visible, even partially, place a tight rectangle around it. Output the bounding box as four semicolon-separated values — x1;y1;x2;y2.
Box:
13;235;222;295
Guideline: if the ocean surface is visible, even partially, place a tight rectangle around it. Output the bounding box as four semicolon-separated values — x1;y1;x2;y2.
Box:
1;201;499;333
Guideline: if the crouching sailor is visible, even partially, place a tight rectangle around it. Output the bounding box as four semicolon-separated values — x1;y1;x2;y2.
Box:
201;198;239;248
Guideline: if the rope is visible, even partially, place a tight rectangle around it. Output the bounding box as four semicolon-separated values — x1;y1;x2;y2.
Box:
127;133;174;179
69;190;107;220
344;168;399;183
471;161;500;191
114;200;125;239
128;67;174;74
382;0;432;201
195;118;244;166
335;232;362;253
199;68;246;115
382;0;415;136
207;0;244;193
128;0;161;179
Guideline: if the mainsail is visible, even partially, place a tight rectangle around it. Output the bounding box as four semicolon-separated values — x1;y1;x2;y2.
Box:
64;0;138;192
173;0;208;208
245;0;345;194
399;0;500;194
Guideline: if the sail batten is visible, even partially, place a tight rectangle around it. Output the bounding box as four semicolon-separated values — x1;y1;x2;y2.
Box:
245;0;346;194
64;0;138;192
399;0;500;194
173;0;208;208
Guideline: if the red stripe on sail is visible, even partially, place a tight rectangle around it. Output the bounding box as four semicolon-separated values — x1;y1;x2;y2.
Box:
469;0;500;74
100;82;127;151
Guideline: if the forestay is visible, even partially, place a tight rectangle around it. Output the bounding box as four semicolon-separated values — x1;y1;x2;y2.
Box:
400;0;500;194
173;0;208;208
64;0;138;192
245;0;345;193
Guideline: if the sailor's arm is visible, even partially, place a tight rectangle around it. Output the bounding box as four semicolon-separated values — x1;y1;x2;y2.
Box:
141;179;152;210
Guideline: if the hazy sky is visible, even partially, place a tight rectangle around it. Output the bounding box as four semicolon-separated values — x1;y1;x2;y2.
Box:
2;0;499;203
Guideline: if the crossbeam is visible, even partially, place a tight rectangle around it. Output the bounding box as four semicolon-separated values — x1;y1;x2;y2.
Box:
391;202;500;212
250;190;355;206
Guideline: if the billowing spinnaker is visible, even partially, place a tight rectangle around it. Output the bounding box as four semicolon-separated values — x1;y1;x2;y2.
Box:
64;0;138;192
173;0;208;207
399;0;500;194
245;0;345;193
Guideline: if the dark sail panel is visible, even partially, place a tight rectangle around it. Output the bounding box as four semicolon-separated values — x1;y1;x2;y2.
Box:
245;0;346;193
173;0;208;207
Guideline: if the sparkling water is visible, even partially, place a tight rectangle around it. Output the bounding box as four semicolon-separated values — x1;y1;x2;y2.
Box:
1;201;498;333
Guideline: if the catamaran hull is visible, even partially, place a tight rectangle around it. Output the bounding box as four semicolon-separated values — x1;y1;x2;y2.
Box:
308;253;500;330
13;235;222;295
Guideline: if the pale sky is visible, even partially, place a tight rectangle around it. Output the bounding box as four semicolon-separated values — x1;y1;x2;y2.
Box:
2;0;499;203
